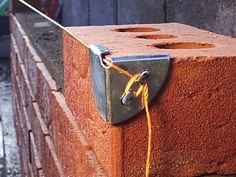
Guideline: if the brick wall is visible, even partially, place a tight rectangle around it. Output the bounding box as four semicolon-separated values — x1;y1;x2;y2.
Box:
64;24;236;177
10;11;236;177
10;14;107;177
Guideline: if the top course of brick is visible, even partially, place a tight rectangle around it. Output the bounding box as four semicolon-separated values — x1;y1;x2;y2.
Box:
67;23;236;59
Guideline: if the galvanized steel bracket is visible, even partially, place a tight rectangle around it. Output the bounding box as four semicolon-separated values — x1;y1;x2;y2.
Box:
89;44;170;124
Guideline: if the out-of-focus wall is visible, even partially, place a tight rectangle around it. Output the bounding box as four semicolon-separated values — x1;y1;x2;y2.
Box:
62;0;236;38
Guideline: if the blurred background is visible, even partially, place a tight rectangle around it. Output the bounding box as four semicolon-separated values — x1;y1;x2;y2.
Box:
0;0;235;176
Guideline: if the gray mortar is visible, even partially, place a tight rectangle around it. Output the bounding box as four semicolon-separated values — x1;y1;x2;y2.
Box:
0;58;21;177
15;12;63;91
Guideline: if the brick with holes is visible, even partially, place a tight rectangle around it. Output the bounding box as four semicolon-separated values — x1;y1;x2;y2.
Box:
64;23;236;177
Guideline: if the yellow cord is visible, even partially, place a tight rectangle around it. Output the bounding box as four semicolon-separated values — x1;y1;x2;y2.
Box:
143;84;152;177
104;58;152;177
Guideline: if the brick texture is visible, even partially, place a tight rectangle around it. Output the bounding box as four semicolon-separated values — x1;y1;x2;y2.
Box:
64;24;236;177
10;14;63;177
10;13;106;177
49;91;107;177
10;9;236;177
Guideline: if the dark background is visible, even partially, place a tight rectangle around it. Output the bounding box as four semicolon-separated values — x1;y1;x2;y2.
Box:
61;0;236;38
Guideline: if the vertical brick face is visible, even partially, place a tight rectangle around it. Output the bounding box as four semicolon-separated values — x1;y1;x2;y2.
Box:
11;14;61;177
29;132;42;177
10;15;27;59
36;63;57;128
27;162;34;177
44;136;65;177
26;44;41;97
38;170;45;177
63;30;122;177
30;102;49;163
11;34;23;76
10;34;18;74
18;64;35;110
49;91;107;177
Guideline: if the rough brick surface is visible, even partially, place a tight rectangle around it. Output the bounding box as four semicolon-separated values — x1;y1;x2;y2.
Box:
31;102;49;164
10;33;23;75
63;31;120;176
10;16;59;176
65;23;236;177
49;91;107;177
42;136;64;177
36;63;57;128
11;8;236;176
27;162;34;177
25;41;42;97
10;14;28;59
11;13;106;177
29;132;43;177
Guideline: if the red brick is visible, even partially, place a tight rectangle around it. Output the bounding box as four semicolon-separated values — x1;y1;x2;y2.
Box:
64;24;236;176
30;101;49;164
63;30;123;177
19;107;31;161
10;34;18;75
11;34;23;76
17;65;27;106
10;57;17;98
15;95;24;144
9;14;27;59
13;86;28;175
15;75;24;115
12;95;18;129
18;108;30;171
25;40;42;97
18;64;35;111
16;106;29;176
19;146;27;177
27;162;34;177
22;36;30;68
14;96;21;146
36;63;57;128
29;132;42;177
49;91;108;177
43;136;65;177
10;14;30;67
11;70;18;127
38;170;45;177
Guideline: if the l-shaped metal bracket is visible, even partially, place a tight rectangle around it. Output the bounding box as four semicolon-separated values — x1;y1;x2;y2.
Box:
89;44;170;124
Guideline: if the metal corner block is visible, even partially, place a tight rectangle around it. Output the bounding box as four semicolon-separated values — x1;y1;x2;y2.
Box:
89;44;170;124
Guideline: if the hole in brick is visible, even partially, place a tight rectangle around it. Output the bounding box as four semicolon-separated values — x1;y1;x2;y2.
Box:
116;27;159;32
153;42;215;49
137;34;177;39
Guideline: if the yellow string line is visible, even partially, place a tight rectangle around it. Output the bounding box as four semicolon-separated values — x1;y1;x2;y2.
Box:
143;84;152;177
104;59;133;78
104;58;152;177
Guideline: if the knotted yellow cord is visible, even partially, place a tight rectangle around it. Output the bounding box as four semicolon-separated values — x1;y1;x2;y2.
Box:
104;59;152;177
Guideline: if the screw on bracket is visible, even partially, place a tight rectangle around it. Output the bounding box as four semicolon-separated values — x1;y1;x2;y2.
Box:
137;70;150;84
121;71;150;106
121;90;135;106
